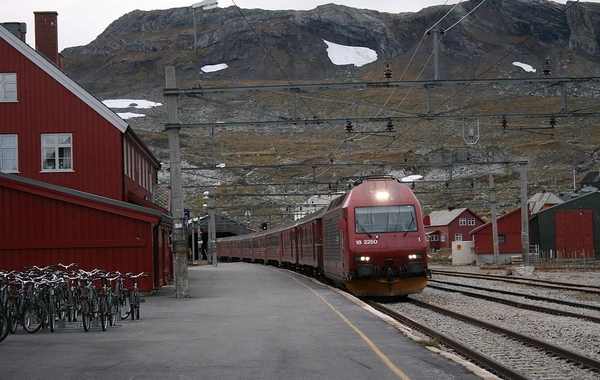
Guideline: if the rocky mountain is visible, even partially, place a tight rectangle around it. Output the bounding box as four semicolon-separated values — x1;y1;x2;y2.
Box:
60;0;600;221
63;0;600;92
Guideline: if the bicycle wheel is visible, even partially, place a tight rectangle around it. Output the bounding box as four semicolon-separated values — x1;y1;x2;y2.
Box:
109;296;118;326
56;292;67;321
81;300;92;332
22;299;45;334
0;312;8;343
99;298;108;331
8;301;19;334
67;291;76;322
129;293;136;320
120;293;131;320
133;291;140;320
48;297;56;333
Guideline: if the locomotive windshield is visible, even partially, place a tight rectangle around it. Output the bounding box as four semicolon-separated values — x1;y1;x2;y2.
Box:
354;205;418;234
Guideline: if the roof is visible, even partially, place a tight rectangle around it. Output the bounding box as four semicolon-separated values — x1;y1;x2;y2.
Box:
581;171;600;184
531;190;600;219
528;192;563;214
427;208;468;226
1;172;167;223
470;207;521;235
0;24;129;133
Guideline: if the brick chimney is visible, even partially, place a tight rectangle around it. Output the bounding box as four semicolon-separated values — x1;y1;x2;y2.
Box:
34;11;62;69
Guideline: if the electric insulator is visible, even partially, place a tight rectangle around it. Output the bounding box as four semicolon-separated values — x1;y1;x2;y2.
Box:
386;120;394;132
542;59;551;76
384;65;392;80
345;120;354;133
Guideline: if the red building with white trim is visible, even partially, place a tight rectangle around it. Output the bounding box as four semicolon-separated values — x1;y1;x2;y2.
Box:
423;208;485;251
0;14;172;291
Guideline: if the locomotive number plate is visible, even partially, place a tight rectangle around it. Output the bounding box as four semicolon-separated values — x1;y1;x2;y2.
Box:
356;239;378;245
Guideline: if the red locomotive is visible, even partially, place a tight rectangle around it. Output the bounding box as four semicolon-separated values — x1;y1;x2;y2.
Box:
217;178;430;297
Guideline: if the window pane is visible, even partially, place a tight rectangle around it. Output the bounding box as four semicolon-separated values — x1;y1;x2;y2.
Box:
58;134;71;144
1;148;17;171
1;135;16;145
58;147;71;169
43;135;56;145
355;205;417;234
43;147;56;169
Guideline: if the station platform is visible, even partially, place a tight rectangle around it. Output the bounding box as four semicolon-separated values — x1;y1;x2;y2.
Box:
1;263;492;380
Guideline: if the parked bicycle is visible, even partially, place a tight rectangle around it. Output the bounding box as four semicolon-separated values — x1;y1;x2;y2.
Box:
0;264;151;335
76;269;107;332
125;272;148;320
21;278;47;334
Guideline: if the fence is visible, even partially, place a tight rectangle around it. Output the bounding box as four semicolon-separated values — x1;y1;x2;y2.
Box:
527;246;600;270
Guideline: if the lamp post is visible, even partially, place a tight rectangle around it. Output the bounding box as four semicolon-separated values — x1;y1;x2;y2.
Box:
203;190;217;267
192;0;218;88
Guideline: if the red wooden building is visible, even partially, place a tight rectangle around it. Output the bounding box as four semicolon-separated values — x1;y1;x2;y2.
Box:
423;208;485;251
469;207;524;264
0;14;172;291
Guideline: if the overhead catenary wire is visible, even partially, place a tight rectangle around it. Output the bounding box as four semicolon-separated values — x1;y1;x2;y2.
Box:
181;1;591;220
230;0;320;162
344;0;585;182
312;0;467;178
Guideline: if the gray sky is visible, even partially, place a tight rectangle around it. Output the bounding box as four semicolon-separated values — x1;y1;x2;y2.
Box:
0;0;589;51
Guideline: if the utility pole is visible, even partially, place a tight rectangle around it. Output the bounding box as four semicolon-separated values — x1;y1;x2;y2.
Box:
166;66;189;297
208;189;217;267
489;174;500;265
520;162;530;266
427;28;445;80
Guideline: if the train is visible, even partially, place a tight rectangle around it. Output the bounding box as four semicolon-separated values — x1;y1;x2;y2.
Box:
216;177;430;297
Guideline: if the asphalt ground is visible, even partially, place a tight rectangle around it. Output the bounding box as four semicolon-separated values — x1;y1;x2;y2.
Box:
0;263;489;380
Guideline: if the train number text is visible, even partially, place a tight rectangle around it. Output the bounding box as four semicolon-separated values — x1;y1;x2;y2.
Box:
356;239;378;245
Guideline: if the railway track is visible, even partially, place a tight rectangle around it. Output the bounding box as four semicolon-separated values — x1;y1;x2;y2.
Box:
427;279;600;322
431;269;600;295
366;298;600;380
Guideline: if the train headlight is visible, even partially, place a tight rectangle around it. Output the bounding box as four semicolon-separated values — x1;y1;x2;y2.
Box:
375;191;389;200
408;254;423;260
355;255;371;262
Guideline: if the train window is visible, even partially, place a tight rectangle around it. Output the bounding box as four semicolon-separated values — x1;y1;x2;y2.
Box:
355;205;418;233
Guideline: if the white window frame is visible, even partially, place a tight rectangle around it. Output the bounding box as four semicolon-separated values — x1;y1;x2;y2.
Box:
429;235;439;242
0;73;17;102
458;218;467;226
455;233;463;241
0;134;18;172
41;133;73;172
440;234;446;242
468;218;476;226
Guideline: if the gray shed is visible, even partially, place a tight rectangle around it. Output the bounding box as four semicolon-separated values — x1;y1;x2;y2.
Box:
529;191;600;259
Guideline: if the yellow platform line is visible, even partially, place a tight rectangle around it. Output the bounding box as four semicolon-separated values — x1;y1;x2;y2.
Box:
286;273;411;380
